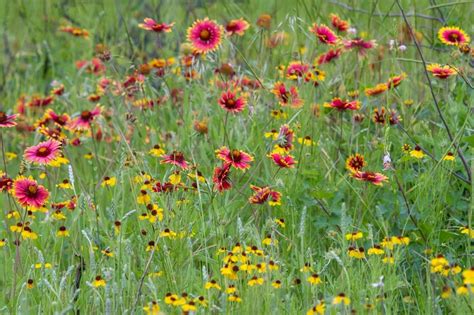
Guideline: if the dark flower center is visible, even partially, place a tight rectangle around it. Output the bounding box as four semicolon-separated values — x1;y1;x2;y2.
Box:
231;150;242;162
199;29;211;41
37;146;51;157
28;185;38;195
81;111;92;121
0;112;6;123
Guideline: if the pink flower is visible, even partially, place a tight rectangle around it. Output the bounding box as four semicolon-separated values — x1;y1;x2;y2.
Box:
225;18;250;36
68;106;101;130
213;164;232;192
218;90;246;113
216;147;253;170
343;38;376;56
24;139;62;165
160;151;189;169
271;82;303;108
269;153;296;168
309;24;338;45
0;111;17;128
13;176;49;208
317;49;342;65
187;18;223;53
138;18;174;33
350;171;388;186
324;98;360;111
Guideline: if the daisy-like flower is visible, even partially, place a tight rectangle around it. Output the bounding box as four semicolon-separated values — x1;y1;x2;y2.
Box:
438;26;470;46
218;90;246;113
12;176;49;208
138;18;174;33
345;153;366;172
317;48;342;65
343;38;376;56
187;18;223;53
350;171;388;186
216;147;253;170
59;26;89;38
0;111;17;128
410;145;425;159
249;185;281;206
309;24;338;45
307;301;325;315
68;106;101;130
333;293;351;305
365;83;388;97
426;64;457;79
271;82;303;108
213;164;232;192
225;18;250;36
324;97;360;111
92;275;106;287
443;152;455;161
330;14;349;32
268;153;296;168
160;151;189;169
24;139;61;165
286;61;310;80
387;73;407;89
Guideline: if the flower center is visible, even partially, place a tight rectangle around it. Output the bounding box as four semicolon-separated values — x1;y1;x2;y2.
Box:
231;150;241;162
81;111;92;120
37;146;51;157
199;29;211;41
28;185;38;194
226;98;235;107
0;112;6;123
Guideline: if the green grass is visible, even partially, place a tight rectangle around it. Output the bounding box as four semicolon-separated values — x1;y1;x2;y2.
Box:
0;0;473;314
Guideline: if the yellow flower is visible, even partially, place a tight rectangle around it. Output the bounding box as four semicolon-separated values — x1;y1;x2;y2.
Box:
269;260;279;271
137;190;151;204
441;286;451;299
27;279;34;289
168;172;181;185
409;146;425;159
6;152;17;160
149;145;165;157
21;229;38;240
307;302;325;315
368;245;384;256
381;237;394;250
460;226;474;238
348;247;365;259
247;276;264;286
84;152;94;160
39;172;47;179
57;179;72;189
7;211;20;219
0;239;7;247
143;301;161;315
272;280;282;289
181;302;197;312
430;255;449;273
307;273;322;285
298;136;316;146
443;152;455;161
101;176;116;187
52;210;67;220
275;218;285;228
345;231;363;241
462;268;474;285
333;293;351;305
56;226;70;237
262;235;277;246
101;249;114;257
456;285;473;295
92;276;106;287
382;255;395;264
49;156;69;167
228;294;242;302
159;228;177;238
264;129;279;140
204;280;221;290
226;285;237;294
35;263;52;269
300;262;313;273
391;236;410;246
164;293;186;306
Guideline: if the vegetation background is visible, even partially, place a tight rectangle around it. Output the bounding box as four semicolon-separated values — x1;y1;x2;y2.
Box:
0;0;472;314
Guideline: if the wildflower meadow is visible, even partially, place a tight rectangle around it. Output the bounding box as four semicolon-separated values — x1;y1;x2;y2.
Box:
0;0;473;314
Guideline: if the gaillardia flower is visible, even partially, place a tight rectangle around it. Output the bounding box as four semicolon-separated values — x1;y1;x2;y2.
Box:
161;151;189;169
309;24;338;45
345;153;366;172
218;90;246;113
0;111;17;128
269;153;296;168
350;171;388;186
330;14;349;32
271;82;303;108
187;18;223;53
324;98;360;111
213;164;232;192
438;26;470;46
216;147;253;170
24;139;62;165
138;18;174;33
13;176;49;208
69;106;101;130
426;64;457;79
225;18;250;36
